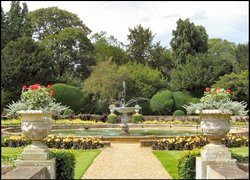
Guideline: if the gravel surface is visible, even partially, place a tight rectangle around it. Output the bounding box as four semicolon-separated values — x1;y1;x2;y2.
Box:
82;143;172;179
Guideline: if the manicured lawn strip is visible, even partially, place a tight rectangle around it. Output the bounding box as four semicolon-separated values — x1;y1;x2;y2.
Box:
1;147;101;179
153;150;184;179
70;149;100;179
229;146;249;156
153;146;249;179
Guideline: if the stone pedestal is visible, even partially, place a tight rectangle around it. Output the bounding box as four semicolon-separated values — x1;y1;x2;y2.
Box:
196;144;236;179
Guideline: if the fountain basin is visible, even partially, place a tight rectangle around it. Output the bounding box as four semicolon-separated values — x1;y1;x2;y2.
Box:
114;107;136;113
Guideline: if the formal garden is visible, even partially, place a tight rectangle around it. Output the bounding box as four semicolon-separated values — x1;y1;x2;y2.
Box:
1;2;249;179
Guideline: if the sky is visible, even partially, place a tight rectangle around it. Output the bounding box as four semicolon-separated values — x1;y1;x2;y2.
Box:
1;1;249;48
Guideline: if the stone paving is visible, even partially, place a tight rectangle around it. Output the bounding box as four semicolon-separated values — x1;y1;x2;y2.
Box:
82;142;172;179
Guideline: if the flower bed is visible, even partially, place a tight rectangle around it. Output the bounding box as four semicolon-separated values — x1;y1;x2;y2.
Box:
152;133;248;150
1;135;104;149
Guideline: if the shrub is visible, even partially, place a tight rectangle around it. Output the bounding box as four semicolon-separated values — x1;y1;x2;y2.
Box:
51;150;76;179
95;99;109;115
132;114;143;123
107;113;118;124
1;135;31;147
138;101;154;115
172;91;197;112
51;84;91;113
63;109;75;116
177;149;201;179
150;89;174;115
173;110;185;116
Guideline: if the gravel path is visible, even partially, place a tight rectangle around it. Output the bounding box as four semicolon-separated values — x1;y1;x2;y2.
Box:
82;143;172;179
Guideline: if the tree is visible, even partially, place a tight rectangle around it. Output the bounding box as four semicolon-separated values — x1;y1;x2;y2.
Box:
42;27;95;80
29;7;91;41
169;53;232;96
170;18;208;64
148;42;175;80
83;58;121;101
207;38;237;72
127;24;154;64
91;31;129;65
234;43;249;73
1;37;55;106
83;60;165;103
212;70;249;105
1;1;31;50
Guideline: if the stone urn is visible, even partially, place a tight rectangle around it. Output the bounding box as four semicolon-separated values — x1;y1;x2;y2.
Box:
199;109;231;145
17;110;52;160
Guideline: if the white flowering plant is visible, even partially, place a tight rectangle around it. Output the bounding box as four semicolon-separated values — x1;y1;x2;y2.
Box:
5;84;68;117
183;87;248;116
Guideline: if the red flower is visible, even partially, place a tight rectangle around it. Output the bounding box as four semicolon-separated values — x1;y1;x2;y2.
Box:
48;84;53;89
226;89;231;93
22;85;27;89
50;91;54;95
205;87;210;92
216;88;220;91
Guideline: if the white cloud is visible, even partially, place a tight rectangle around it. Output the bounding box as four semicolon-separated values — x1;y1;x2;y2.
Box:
1;1;248;47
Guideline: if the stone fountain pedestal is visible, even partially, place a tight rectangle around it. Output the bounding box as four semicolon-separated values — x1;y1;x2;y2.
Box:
120;113;130;135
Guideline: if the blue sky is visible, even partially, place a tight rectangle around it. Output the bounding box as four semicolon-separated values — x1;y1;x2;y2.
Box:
1;1;249;48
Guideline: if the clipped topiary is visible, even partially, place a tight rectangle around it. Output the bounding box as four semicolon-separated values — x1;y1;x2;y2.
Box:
132;113;143;123
107;113;118;124
51;83;91;113
150;89;174;115
63;108;75;116
172;91;197;112
173;110;185;116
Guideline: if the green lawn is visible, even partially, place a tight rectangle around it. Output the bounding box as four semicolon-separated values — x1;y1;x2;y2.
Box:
153;146;249;179
1;147;100;179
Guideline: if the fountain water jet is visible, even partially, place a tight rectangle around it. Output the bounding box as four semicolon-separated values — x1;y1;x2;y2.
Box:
109;81;141;135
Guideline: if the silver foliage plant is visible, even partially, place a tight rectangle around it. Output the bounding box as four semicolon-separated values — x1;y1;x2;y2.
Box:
183;87;248;116
4;84;68;118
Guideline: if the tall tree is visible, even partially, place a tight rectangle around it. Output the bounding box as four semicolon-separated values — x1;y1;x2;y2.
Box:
42;27;95;80
234;43;249;73
148;42;175;80
1;36;55;107
127;24;154;64
1;1;31;49
29;7;91;41
169;53;232;96
170;18;208;64
91;31;128;65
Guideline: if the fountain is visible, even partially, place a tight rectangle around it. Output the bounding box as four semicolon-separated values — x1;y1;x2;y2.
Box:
109;81;141;135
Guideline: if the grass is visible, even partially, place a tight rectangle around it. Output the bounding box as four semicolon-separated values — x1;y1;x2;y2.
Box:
153;146;249;179
1;147;100;179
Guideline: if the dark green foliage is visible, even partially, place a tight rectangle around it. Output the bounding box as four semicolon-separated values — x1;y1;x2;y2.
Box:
138;101;154;115
63;109;75;116
173;110;185;116
51;84;91;113
172;91;197;112
29;6;91;41
150;89;174;115
127;24;154;64
1;1;32;49
95;99;110;114
234;43;249;73
212;70;249;106
169;53;233;96
51;150;76;180
107;113;118;124
177;149;201;179
170;18;208;64
132;114;143;123
1;36;55;107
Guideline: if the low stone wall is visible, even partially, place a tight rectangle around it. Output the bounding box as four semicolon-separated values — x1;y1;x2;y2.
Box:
1;166;50;179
